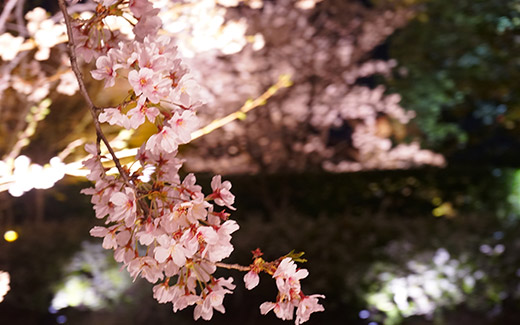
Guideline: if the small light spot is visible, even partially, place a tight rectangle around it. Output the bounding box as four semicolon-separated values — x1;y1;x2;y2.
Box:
359;309;370;319
432;197;442;206
480;244;492;255
4;230;18;242
494;244;505;255
401;187;411;196
227;146;239;155
493;231;504;240
474;270;485;279
57;315;67;324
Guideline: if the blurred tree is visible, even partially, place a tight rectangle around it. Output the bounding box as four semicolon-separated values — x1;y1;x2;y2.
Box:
177;0;445;174
387;0;520;164
0;0;446;198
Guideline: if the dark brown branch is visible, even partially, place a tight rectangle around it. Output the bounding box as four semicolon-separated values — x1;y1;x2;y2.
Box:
58;0;129;182
58;0;149;216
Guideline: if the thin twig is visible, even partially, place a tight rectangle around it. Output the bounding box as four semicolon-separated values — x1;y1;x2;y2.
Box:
214;262;250;272
57;138;85;161
4;100;49;162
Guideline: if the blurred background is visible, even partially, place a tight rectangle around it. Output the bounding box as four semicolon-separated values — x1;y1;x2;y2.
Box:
1;0;520;324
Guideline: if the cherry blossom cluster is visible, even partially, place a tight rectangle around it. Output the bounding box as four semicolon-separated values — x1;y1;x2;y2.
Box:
85;164;240;320
70;0;323;322
78;1;236;319
70;0;163;62
244;254;325;324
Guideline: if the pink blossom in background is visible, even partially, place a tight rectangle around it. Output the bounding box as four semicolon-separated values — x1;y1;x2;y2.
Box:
0;271;10;303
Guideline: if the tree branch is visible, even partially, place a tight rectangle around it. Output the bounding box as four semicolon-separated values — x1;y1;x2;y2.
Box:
0;0;17;34
57;0;150;216
190;74;292;141
15;0;28;37
214;262;250;272
57;0;129;184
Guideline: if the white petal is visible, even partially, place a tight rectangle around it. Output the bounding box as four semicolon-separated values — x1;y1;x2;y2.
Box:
154;246;170;263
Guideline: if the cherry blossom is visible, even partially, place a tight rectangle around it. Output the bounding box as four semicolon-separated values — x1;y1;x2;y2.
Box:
145;125;179;154
260;301;295;320
49;0;326;323
127;98;160;128
152;282;177;303
95;0;119;7
260;258;325;323
90;225;119;250
209;175;236;209
128;68;158;99
194;277;235;320
109;187;137;226
168;110;199;144
153;234;187;267
244;270;260;290
295;294;326;325
99;107;132;129
90;54;121;88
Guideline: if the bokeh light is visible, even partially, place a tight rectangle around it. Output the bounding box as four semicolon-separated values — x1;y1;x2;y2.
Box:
4;230;18;242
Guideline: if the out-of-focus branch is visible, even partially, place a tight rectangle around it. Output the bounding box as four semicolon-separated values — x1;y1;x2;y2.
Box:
191;74;292;140
0;75;289;189
15;0;27;36
0;0;17;34
57;139;85;161
0;49;28;103
3;99;51;162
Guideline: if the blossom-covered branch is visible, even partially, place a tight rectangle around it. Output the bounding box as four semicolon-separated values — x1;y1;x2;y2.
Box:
58;0;132;188
0;76;287;196
56;0;324;323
